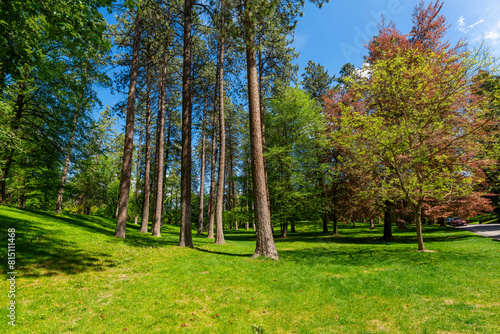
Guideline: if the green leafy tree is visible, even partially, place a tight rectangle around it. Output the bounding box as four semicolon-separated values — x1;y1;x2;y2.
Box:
266;85;325;237
328;1;496;251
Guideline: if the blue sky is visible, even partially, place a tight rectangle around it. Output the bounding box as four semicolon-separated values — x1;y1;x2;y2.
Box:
96;0;500;115
293;0;500;80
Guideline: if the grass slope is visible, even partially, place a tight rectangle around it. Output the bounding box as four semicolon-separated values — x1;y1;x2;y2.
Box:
1;205;500;333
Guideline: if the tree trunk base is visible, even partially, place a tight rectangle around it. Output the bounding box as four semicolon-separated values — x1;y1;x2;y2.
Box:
251;250;278;260
381;235;396;241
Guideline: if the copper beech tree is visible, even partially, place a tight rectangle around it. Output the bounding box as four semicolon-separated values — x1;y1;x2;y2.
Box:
325;0;497;251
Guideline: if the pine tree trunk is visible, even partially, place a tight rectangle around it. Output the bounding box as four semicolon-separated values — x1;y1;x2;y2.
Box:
215;15;226;245
179;0;193;247
133;124;143;225
161;118;172;228
197;98;208;235
151;40;169;237
56;108;78;214
115;15;142;239
206;50;220;239
257;36;272;225
140;59;152;233
244;7;278;260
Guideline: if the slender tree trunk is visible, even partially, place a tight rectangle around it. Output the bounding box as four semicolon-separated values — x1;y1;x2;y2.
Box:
197;98;208;235
382;200;395;241
115;15;142;239
151;132;159;225
215;12;226;245
160;116;172;228
133;124;143;225
257;36;272;224
151;41;169;237
244;7;278;260
322;211;329;233
207;49;220;239
55;108;79;213
281;221;288;238
332;210;339;235
415;201;426;251
369;218;375;230
140;60;152;233
179;0;193;247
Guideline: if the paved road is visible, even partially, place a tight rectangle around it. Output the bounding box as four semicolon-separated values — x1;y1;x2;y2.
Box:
457;223;500;241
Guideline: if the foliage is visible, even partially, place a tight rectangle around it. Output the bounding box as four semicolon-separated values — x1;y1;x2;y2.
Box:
324;1;497;249
301;60;335;102
266;86;326;226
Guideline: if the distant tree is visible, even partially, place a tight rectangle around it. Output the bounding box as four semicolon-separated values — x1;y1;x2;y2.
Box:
301;60;335;102
266;86;325;237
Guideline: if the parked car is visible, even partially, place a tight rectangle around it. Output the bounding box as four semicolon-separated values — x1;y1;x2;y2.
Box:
451;217;467;227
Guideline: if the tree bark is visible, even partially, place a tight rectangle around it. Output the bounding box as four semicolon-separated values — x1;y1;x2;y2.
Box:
206;47;220;239
197;97;208;235
55;108;79;214
280;221;288;238
244;6;278;260
133;123;143;225
179;0;193;248
322;211;329;233
369;218;375;230
115;15;142;239
215;10;226;245
332;210;339;235
151;38;169;237
415;201;426;251
257;35;272;225
382;200;395;241
140;59;152;233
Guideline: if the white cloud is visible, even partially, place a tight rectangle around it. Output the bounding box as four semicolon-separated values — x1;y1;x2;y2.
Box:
467;19;484;29
485;31;500;40
456;16;484;33
456;16;466;32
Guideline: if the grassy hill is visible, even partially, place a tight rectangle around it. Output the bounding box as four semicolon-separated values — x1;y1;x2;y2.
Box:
1;205;500;333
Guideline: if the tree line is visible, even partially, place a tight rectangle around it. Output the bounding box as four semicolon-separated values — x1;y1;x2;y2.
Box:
1;0;498;258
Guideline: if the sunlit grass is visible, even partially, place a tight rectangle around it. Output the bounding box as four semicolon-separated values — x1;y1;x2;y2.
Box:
1;205;499;333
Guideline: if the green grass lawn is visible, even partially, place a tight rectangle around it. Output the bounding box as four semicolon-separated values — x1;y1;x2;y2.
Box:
1;205;499;333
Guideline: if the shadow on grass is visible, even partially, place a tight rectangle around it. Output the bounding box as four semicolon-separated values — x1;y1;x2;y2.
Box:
194;247;252;257
0;214;116;278
0;206;179;277
0;206;482;269
4;206;179;248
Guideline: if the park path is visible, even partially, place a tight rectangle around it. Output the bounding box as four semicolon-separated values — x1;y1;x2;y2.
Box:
457;223;500;241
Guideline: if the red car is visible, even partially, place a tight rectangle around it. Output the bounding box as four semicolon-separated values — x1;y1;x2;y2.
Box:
451;217;467;227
